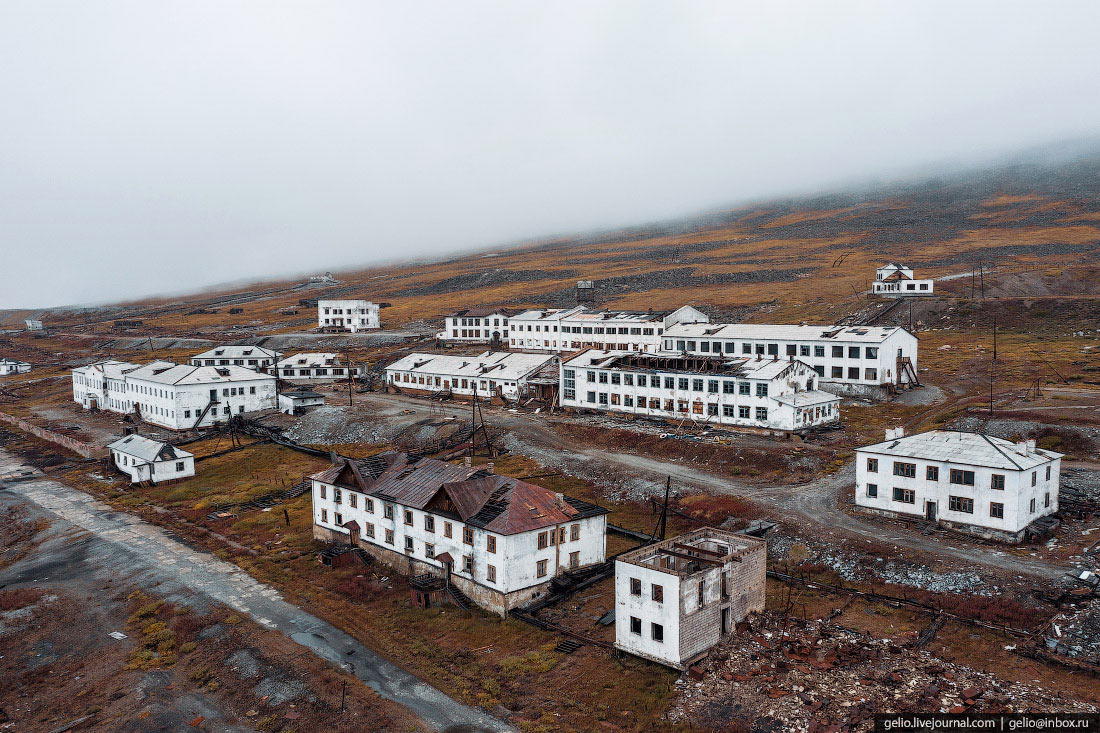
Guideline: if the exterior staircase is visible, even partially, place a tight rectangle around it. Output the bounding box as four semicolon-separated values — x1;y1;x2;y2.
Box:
446;583;474;611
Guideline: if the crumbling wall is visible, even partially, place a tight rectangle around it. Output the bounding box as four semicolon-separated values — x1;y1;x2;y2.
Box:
0;411;107;459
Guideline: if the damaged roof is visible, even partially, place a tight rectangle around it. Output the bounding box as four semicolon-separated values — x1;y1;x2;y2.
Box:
311;451;607;535
386;351;558;381
665;323;913;344
107;434;192;463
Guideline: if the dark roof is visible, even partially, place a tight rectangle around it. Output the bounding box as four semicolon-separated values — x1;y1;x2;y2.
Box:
310;451;607;535
448;307;516;318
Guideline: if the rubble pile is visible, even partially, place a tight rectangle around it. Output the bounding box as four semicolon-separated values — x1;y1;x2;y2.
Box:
670;613;1096;732
1046;599;1100;665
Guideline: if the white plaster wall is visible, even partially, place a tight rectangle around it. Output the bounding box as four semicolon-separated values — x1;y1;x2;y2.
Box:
615;562;682;667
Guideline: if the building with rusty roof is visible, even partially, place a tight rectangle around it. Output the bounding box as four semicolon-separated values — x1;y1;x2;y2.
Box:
311;451;608;615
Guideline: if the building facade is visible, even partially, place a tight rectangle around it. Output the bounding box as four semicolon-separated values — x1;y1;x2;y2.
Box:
108;434;195;484
277;353;361;381
662;323;919;394
317;299;380;332
855;429;1062;542
439;308;514;344
385;351;560;402
311;452;608;615
72;359;142;412
190;345;281;374
508;305;709;353
615;528;766;669
873;264;934;297
559;350;840;432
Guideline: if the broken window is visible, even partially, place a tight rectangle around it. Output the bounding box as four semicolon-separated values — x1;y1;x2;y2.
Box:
630;577;641;596
538;532;548;549
990;474;1005;490
755;407;768;421
463;527;474;545
630;616;642;635
425;543;435;559
651;623;664;642
487;535;497;553
487;565;497;583
866;483;878;497
424;515;434;532
569;551;579;568
404;509;414;526
385;529;394;544
948;496;974;514
652;584;663;602
570;523;580;541
893;461;916;478
892;487;915;504
926;466;939;482
866;458;878;472
738;406;750;419
444;521;452;537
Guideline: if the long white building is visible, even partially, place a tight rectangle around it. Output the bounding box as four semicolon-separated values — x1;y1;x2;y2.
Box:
311;451;608;615
855;429;1062;542
662;323;919;395
108;434;195;484
559;350;840;432
873;263;934;297
277;353;361;381
190;345;281;374
385;351;560;402
508;305;708;353
318;299;380;332
439;308;515;344
615;528;766;669
73;360;277;430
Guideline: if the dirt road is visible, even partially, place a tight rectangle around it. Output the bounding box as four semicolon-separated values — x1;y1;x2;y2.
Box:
354;392;1074;581
0;449;511;733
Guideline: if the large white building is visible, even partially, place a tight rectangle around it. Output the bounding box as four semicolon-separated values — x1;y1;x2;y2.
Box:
277;353;361;381
311;451;608;615
0;358;32;376
190;345;281;374
855;429;1063;542
108;434;195;484
73;360;277;430
661;323;919;395
873;264;934;297
439;308;514;344
615;528;766;670
386;351;560;402
318;299;380;332
508;305;709;353
72;359;142;412
559;350;840;432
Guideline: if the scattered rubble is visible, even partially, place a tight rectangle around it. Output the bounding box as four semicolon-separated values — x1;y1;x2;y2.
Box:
670;613;1096;732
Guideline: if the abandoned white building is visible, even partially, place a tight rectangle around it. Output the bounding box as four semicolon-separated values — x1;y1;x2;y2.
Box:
386;352;560;403
0;358;32;376
73;361;277;430
72;359;142;412
508;305;709;353
872;263;934;297
317;299;380;332
277;353;361;381
559;350;840;432
24;318;43;331
190;345;281;374
311;451;608;615
108;434;195;484
439;308;515;344
855;429;1063;542
662;323;919;395
615;527;766;669
279;387;325;415
121;362;278;430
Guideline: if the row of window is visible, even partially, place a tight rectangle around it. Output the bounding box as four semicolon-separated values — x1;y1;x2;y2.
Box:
866;484;1051;516
513;324;658;336
582;392;771;420
868;458;1053;487
452;317;507;327
582;369;778;396
669;340;882;360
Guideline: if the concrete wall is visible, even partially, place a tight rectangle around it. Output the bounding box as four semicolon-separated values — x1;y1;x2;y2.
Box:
0;411;108;459
127;375;276;430
614;562;683;668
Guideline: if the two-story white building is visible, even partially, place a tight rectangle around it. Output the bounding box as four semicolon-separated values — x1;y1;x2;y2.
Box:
72;359;143;412
385;351;560;402
120;363;277;430
107;434;195;484
318;299;380;332
615;528;766;670
0;358;32;376
661;323;919;396
559;350;840;432
873;264;934;297
508;305;709;353
311;451;608;615
277;353;361;381
439;308;514;344
190;345;281;374
855;429;1062;542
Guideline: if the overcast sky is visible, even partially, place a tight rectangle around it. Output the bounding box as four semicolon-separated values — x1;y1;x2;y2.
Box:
2;1;1100;309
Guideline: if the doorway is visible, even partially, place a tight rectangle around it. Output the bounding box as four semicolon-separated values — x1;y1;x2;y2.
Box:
925;501;937;522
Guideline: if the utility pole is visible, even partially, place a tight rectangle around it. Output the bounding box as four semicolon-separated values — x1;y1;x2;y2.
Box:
992;318;998;362
979;261;985;299
908;301;913;331
346;353;353;407
989;360;995;416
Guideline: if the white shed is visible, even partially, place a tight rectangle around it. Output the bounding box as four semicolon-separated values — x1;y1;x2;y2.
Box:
108;434;195;485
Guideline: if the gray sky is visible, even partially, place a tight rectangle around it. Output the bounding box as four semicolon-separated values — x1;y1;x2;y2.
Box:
2;1;1099;309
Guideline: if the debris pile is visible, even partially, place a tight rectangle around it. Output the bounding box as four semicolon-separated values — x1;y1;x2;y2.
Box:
1045;599;1100;667
670;613;1095;732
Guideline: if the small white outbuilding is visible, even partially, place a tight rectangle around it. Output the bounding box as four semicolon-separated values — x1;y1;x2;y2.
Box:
108;434;195;485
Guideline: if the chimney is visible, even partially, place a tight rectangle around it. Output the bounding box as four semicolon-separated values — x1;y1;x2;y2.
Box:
464;456;472;467
486;462;495;474
555;492;566;510
1026;439;1036;454
1016;440;1029;456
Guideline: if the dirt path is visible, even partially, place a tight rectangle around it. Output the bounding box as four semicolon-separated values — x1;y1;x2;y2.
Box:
0;449;511;733
356;392;1073;581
